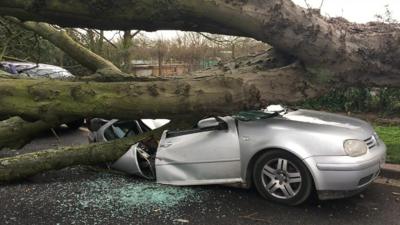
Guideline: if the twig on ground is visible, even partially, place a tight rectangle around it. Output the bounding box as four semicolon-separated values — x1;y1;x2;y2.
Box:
50;128;61;144
240;212;270;223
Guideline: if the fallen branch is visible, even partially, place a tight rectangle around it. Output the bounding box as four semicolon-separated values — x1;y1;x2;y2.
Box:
6;16;128;79
0;124;167;182
0;117;57;150
240;212;270;223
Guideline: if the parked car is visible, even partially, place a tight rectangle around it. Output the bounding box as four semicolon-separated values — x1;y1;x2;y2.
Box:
0;61;74;79
89;106;386;205
1;61;83;129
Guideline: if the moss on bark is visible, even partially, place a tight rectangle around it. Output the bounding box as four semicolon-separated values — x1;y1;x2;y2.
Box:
0;125;166;182
0;117;55;150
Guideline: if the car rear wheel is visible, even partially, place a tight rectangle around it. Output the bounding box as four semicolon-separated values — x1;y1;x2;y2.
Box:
253;150;313;205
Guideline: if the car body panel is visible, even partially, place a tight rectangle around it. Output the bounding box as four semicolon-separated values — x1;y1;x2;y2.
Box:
0;61;74;79
112;143;155;180
156;117;242;185
88;108;387;200
236;109;377;181
303;139;386;194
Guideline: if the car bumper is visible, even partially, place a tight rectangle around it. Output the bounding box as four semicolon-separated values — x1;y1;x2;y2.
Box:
303;140;386;200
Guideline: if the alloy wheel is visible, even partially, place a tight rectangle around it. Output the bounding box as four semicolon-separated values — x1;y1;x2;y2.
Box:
261;158;302;199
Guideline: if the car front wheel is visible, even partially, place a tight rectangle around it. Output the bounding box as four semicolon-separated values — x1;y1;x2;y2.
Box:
253;150;313;205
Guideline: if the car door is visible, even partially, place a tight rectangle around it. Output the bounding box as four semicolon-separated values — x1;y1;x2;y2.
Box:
155;116;242;185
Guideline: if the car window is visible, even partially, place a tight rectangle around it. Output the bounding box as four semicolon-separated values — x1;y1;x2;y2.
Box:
104;121;142;141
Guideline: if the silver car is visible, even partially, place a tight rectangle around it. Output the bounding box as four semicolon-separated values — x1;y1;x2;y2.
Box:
0;61;74;79
89;106;386;205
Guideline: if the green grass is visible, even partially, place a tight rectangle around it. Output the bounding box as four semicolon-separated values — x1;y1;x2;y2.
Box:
374;125;400;164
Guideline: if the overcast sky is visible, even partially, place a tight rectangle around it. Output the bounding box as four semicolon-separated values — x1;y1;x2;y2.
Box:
292;0;400;23
107;0;399;40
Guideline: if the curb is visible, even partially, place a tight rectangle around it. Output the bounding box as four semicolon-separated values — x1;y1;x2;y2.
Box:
381;163;400;180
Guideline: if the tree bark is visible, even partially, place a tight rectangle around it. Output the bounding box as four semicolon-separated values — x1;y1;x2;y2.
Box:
0;117;56;150
0;125;165;182
0;70;13;78
2;0;398;181
1;0;400;86
0;51;320;122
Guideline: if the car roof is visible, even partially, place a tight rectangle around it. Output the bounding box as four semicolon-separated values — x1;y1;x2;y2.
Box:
1;61;65;69
0;61;74;77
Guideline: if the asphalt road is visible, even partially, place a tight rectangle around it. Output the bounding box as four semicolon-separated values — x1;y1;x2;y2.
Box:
1;127;400;225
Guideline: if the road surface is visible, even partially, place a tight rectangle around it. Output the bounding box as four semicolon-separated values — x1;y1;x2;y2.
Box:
1;127;399;225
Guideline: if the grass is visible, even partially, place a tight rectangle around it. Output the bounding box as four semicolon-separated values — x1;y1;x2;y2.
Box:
374;125;400;164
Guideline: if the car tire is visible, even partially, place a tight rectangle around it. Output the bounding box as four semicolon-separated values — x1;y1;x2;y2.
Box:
66;119;85;130
253;150;313;205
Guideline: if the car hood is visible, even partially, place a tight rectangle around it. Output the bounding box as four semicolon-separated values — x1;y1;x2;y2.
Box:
282;109;372;132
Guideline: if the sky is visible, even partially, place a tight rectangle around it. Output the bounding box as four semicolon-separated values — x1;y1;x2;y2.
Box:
292;0;400;23
106;0;400;40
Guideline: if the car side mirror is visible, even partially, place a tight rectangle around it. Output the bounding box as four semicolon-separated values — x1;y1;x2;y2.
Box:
197;117;228;130
197;118;219;128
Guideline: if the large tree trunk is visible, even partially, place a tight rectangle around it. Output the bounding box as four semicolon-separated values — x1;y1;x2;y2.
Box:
0;51;320;123
1;0;400;86
1;0;398;181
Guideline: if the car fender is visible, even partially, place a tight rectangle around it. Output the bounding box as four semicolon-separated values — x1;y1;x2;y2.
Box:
240;136;312;182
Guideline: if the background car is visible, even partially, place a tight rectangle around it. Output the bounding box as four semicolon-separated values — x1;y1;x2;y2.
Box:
0;61;74;79
1;61;83;129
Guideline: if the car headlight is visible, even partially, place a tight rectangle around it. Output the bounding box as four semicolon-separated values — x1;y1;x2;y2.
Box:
343;139;368;157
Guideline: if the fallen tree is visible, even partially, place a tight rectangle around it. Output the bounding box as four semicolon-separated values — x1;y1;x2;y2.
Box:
1;0;400;181
1;0;400;86
0;117;56;150
0;50;316;151
0;124;166;182
0;51;319;123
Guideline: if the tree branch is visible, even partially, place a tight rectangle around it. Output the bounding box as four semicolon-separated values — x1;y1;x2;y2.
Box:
0;117;56;150
1;0;400;85
5;17;128;79
87;29;118;49
0;124;167;182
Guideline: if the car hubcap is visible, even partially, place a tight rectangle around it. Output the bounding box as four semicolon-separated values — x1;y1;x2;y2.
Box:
261;158;302;199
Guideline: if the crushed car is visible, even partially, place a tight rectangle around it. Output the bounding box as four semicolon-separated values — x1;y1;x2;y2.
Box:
89;105;386;205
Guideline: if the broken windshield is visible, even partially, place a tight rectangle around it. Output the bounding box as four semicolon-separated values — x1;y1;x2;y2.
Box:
233;110;279;121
